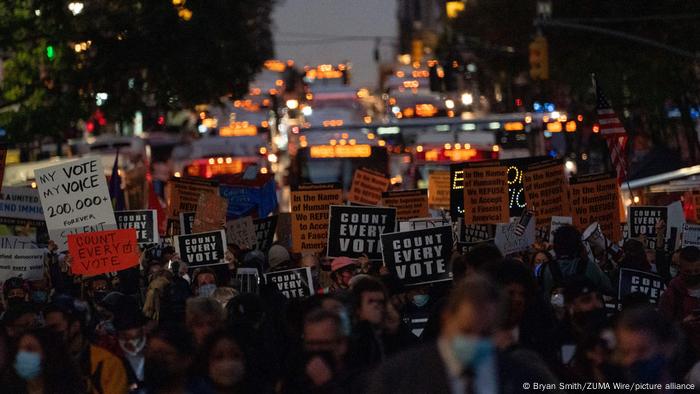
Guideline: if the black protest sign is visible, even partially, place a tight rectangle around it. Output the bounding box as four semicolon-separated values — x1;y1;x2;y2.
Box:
116;210;158;244
629;206;667;249
618;268;666;304
254;216;278;252
174;230;227;267
179;212;195;235
381;225;453;286
327;205;396;260
264;267;314;299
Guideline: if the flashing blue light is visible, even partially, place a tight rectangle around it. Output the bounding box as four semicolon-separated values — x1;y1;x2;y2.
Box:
545;103;555;112
533;102;542;112
548;149;557;157
690;107;699;120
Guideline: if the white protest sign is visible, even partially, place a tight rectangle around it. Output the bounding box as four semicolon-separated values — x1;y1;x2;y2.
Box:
0;187;45;221
682;223;700;248
34;157;116;251
0;236;38;249
667;201;685;249
549;216;572;244
494;219;536;255
0;249;45;282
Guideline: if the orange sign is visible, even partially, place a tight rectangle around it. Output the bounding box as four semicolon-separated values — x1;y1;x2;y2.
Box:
381;189;429;221
523;159;569;228
428;171;451;208
68;229;140;275
309;145;371;159
291;183;343;253
347;168;390;205
569;172;621;241
463;162;510;224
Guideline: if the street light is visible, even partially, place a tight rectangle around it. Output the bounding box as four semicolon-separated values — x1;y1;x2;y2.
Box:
68;2;84;16
286;99;299;110
461;92;473;106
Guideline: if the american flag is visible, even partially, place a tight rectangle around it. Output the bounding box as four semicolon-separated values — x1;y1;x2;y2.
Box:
593;76;628;184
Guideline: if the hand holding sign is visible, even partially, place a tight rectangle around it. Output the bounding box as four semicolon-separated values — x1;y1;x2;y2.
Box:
67;229;140;276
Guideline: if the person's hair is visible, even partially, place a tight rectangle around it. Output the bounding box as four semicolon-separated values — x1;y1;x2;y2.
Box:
494;259;536;298
1;302;36;326
304;307;344;338
529;250;552;266
350;277;386;314
211;287;238;309
455;244;503;278
616;305;675;345
679;246;700;264
149;324;195;356
445;275;502;314
186;297;225;327
553;225;583;258
7;328;85;393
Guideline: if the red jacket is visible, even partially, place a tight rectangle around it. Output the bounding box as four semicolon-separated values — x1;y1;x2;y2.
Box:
659;277;700;351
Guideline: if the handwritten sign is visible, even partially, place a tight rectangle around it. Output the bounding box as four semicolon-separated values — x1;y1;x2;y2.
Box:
569;172;621;242
254;216;278;252
264;267;314;299
225;216;256;249
193;194;228;233
0;249;45;282
381;225;453;286
115;210;158;244
327;205;396;260
381;189;429;221
35;157;116;251
347;168;390;205
174;230;227;267
291;183;343;253
428;171;451;209
67;229;139;275
462;162;510;224
523;159;569;228
494;219;536;256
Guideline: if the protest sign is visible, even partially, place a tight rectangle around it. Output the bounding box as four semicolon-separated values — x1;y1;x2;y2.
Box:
327;205;396;260
629;206;667;249
523;159;569;228
462;224;495;243
494;219;536;256
399;217;452;232
381;225;453;286
0;147;6;192
179;212;195;235
165;177;219;218
264;267;314;299
67;228;139;276
115;210;158;244
347;168;390;205
682;223;700;248
381;189;429;221
0;236;38;249
462;161;510;224
428;171;450;208
174;230;227;267
291;183;343;253
666;201;685;250
192;194;228;233
0;187;48;243
254;215;278;252
35;157;116;251
0;249;45;282
569;172;621;242
218;173;277;219
549;216;573;244
618;268;666;304
225;216;256;249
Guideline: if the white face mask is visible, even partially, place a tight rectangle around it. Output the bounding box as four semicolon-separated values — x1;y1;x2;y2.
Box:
119;336;146;356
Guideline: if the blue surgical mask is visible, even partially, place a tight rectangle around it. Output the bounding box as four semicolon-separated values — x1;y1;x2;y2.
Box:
670;266;679;278
14;350;42;380
198;283;217;297
31;291;48;304
412;294;430;308
451;335;494;369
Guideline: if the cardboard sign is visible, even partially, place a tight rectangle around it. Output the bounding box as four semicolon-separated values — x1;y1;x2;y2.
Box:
347;168;390;205
165;177;219;218
682;223;700;248
381;225;453;286
327;205;397;260
67;229;139;275
629;206;667;249
254;216;278;252
115;210;158;244
381;189;429;221
174;230;227;267
494;219;536;256
569;172;621;242
0;249;45;282
549;216;573;244
264;267;314;299
179;212;195;235
193;194;228;233
462;162;510;224
0;236;38;249
428;171;451;208
291;183;343;253
0;148;6;192
618;268;666;304
35;157;117;251
523;160;569;228
225;216;256;249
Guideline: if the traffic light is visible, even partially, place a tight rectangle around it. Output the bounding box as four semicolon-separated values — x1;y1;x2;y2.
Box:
529;36;549;80
46;45;55;60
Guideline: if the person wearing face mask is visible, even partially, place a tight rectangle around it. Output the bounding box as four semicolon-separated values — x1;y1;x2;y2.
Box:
319;257;356;294
401;285;434;339
192;268;219;298
1;328;85;393
368;275;560;394
27;278;50;307
114;304;149;391
194;330;250;394
659;245;700;353
3;277;29;310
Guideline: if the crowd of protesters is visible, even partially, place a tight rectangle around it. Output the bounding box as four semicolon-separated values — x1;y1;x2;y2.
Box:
2;220;700;393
